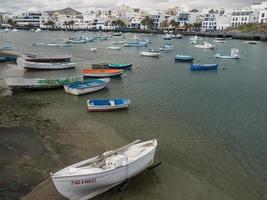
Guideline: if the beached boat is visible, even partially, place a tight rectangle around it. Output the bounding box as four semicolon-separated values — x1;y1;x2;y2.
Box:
51;139;157;200
140;51;160;57
108;46;121;50
108;63;133;69
24;54;72;62
92;63;109;69
32;42;45;46
215;48;240;59
64;78;110;96
175;55;194;62
87;98;130;111
113;32;122;36
82;69;123;77
191;64;219;71
5;76;83;90
159;44;174;51
195;42;216;49
124;41;147;47
112;41;126;45
22;60;76;70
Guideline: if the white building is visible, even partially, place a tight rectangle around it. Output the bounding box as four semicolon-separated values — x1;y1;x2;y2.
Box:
151;12;169;29
130;18;141;29
202;13;217;30
252;1;267;23
216;14;231;30
13;12;47;27
231;10;258;27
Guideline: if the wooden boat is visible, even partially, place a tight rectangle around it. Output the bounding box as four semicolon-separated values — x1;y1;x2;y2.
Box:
191;64;219;71
82;69;123;77
90;48;97;52
163;34;172;40
112;41;126;44
140;51;160;57
215;48;240;59
175;55;194;62
108;63;133;69
87;98;130;111
24;54;72;62
113;32;122;36
51;139;157;200
0;56;17;62
195;42;216;49
92;63;110;69
172;34;183;39
108;46;121;50
64;78;110;96
5;76;83;90
213;39;225;43
243;41;259;44
22;60;76;70
124;42;147;47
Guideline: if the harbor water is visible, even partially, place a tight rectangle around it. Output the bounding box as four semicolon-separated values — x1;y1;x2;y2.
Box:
0;31;267;200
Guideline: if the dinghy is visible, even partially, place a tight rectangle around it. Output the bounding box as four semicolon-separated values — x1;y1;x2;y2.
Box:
92;63;110;69
172;34;183;39
32;42;45;46
51;139;157;200
64;78;110;96
113;32;122;36
82;69;123;77
191;64;219;71
0;56;17;62
24;54;72;62
243;41;259;44
108;63;133;69
140;51;160;57
5;76;83;90
195;42;216;49
22;60;76;70
213;39;225;43
90;48;97;52
175;55;194;62
159;44;174;51
87;98;131;111
215;48;240;59
108;46;121;50
112;41;126;44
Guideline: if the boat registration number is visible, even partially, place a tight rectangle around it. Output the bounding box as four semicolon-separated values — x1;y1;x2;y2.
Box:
71;178;96;185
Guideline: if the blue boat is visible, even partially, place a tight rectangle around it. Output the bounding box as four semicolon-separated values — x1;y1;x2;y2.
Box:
108;63;133;69
191;64;219;71
87;98;131;111
175;55;194;62
0;56;17;62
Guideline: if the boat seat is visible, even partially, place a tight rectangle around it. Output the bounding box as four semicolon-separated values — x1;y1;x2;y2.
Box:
109;100;115;106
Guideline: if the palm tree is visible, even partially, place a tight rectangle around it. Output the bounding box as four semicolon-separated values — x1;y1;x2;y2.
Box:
7;19;16;28
69;20;75;29
170;19;179;30
141;16;154;30
63;21;68;29
193;22;202;32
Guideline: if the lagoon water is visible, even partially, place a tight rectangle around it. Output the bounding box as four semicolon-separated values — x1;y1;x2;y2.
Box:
0;31;267;200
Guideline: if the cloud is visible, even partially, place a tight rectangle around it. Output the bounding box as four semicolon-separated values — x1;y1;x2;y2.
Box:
0;0;256;12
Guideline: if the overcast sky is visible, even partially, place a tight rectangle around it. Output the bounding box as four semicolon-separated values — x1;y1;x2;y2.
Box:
0;0;261;12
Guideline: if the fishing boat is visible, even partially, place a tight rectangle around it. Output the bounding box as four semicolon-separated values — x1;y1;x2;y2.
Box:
5;76;83;90
0;45;13;50
35;28;42;32
51;139;157;200
195;42;216;49
215;48;240;59
11;28;19;32
32;42;45;46
64;78;110;96
24;54;72;62
172;34;183;39
92;63;109;69
108;46;121;50
90;48;97;52
140;51;160;57
113;32;122;36
191;64;219;71
159;44;174;51
22;60;76;70
108;63;133;69
190;35;200;40
213;39;225;43
190;40;197;44
82;69;123;77
124;41;147;47
175;55;194;62
163;34;172;40
87;98;131;111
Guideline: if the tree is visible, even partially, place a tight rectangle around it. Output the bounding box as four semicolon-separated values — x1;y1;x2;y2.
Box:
63;21;68;29
68;20;75;29
170;19;179;30
116;20;126;28
7;19;16;28
193;22;202;31
141;16;154;29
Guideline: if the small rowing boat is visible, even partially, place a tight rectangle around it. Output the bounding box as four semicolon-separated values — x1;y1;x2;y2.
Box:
5;76;83;90
140;51;160;57
108;63;133;69
108;46;121;50
64;78;110;96
195;42;216;49
191;64;219;71
87;98;130;111
82;69;123;77
51;139;157;200
175;55;194;62
215;48;240;59
22;60;76;70
24;54;72;62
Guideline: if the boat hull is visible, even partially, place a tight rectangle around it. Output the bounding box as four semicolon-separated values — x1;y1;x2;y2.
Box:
64;84;107;96
140;52;160;57
23;61;76;70
51;146;156;200
191;64;218;71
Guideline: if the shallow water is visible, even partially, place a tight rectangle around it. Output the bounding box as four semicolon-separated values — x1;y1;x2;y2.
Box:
0;31;267;200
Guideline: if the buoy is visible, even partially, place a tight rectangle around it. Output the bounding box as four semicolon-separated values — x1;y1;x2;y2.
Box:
124;74;127;77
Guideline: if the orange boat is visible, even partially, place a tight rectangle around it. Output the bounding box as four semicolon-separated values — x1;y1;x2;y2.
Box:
82;69;123;77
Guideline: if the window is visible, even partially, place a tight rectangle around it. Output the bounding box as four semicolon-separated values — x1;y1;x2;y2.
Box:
262;13;265;17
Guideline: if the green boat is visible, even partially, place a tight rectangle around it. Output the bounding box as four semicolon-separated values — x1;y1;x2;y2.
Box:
108;63;133;69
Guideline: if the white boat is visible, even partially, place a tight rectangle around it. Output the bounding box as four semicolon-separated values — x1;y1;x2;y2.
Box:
22;60;76;70
215;48;241;59
112;41;126;44
4;76;83;90
213;39;225;43
11;28;19;32
64;78;110;96
108;46;121;50
140;51;160;57
195;42;216;49
190;35;201;40
32;42;45;46
90;48;97;52
163;34;172;40
51;139;157;200
35;28;42;32
190;40;197;44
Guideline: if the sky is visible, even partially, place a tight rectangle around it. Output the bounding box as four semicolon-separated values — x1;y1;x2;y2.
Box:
0;0;261;12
